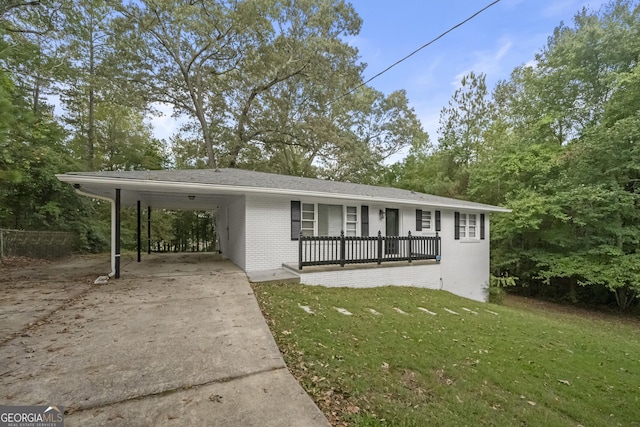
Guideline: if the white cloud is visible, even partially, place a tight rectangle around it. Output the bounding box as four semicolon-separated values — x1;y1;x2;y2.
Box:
495;40;513;61
449;37;514;89
147;102;183;141
409;55;445;90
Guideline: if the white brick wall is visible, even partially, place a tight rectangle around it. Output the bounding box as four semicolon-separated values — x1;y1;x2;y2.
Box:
439;209;490;302
218;196;246;270
234;194;490;303
300;262;442;290
244;195;298;271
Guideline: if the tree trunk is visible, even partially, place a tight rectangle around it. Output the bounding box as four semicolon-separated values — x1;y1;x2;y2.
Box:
181;63;217;169
568;279;578;304
614;286;636;311
32;73;40;116
87;21;96;170
195;109;217;168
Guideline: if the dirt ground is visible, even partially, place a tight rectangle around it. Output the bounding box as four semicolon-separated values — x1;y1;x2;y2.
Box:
504;294;640;326
0;253;329;426
0;255;109;344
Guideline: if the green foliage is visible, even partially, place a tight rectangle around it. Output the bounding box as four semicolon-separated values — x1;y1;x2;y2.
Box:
117;0;421;178
488;275;518;304
391;0;640;310
0;64;97;240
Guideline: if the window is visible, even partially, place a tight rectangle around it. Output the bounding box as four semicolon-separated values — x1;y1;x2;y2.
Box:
468;214;477;238
292;202;359;237
346;206;357;236
301;203;315;236
416;209;438;232
421;211;432;230
318;204;342;236
456;213;479;240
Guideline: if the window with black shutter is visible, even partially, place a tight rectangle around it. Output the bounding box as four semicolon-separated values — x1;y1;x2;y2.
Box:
416;209;432;231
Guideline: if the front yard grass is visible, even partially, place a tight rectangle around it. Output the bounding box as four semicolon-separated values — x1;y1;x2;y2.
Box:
252;284;640;426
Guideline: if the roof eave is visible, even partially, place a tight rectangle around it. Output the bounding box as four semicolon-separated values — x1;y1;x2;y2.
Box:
56;174;512;213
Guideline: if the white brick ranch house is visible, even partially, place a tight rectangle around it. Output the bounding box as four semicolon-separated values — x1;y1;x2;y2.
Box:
57;168;510;302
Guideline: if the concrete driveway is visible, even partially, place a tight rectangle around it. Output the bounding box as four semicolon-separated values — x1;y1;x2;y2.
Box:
0;253;329;426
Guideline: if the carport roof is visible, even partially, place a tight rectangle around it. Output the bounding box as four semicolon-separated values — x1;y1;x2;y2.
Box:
57;168;511;212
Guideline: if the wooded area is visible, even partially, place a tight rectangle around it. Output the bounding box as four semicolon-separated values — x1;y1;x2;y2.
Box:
1;1;638;309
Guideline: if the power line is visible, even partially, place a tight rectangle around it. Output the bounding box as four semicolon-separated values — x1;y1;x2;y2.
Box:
328;0;501;106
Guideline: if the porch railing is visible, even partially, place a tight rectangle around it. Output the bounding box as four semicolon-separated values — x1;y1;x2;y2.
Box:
298;231;441;270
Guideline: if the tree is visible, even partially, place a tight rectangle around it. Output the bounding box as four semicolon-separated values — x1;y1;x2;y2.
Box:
119;0;269;168
60;0;157;170
1;1;66;115
0;65;91;233
432;71;493;197
318;88;427;184
225;0;363;168
93;101;167;171
122;0;421;184
486;0;640;309
387;0;640;309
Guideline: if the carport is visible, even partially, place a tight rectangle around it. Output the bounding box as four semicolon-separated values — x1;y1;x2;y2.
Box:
57;171;243;279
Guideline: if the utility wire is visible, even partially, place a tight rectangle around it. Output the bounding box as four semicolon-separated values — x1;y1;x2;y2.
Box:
328;0;501;106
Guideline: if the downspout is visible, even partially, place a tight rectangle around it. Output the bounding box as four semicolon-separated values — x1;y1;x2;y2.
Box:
74;189;117;277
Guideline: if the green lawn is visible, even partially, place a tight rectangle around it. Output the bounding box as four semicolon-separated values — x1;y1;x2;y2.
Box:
252;284;640;427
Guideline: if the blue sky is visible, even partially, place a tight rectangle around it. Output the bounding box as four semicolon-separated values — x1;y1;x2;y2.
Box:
346;0;611;146
149;0;612;156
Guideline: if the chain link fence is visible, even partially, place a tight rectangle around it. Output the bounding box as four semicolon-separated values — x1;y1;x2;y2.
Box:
0;229;75;260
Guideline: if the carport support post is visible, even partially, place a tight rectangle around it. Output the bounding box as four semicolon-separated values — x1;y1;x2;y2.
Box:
147;206;151;255
137;200;141;262
115;188;121;278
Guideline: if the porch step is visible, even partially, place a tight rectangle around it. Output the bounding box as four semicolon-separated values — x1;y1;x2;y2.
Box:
246;268;300;284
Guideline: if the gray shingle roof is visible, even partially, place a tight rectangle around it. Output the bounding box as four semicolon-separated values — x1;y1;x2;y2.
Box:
64;168;509;212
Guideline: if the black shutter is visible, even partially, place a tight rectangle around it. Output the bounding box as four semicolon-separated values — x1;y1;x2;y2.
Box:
454;212;460;240
415;209;423;231
291;201;301;240
435;210;441;232
361;205;369;236
480;213;486;240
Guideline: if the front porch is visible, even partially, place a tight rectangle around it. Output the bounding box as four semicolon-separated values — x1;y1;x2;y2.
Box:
248;231;442;289
298;231;441;270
